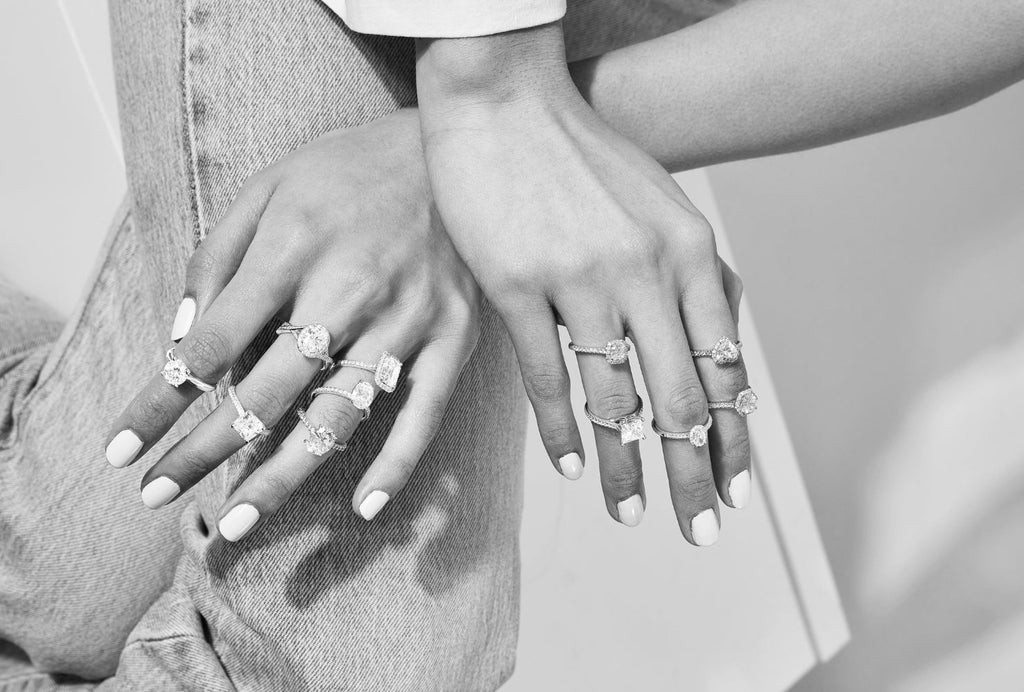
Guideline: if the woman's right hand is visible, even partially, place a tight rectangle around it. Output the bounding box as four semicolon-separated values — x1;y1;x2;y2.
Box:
417;23;752;545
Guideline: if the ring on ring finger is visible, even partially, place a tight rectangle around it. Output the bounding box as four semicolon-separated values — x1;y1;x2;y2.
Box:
296;408;348;456
276;322;334;370
652;414;713;448
312;380;375;421
333;351;403;392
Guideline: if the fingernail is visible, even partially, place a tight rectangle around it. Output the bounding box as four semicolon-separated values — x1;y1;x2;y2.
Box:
218;503;260;542
358;490;390;521
617;494;644;527
691;509;720;546
106;430;143;468
557;452;583;480
729;470;751;509
141;476;180;509
170;297;196;341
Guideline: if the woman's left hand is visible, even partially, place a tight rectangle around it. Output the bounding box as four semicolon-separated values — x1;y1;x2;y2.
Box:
104;109;481;538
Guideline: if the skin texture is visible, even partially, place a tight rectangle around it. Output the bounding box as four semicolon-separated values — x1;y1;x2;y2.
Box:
416;24;751;543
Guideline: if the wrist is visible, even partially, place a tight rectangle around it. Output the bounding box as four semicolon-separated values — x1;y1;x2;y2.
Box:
415;22;573;108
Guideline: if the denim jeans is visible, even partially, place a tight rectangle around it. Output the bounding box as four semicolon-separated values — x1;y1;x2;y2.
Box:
0;1;725;690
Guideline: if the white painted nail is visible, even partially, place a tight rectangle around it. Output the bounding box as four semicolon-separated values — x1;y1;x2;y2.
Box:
358;490;390;521
218;503;260;542
617;494;644;527
170;297;196;341
141;476;180;509
106;430;143;469
557;452;583;480
729;470;751;509
691;509;720;546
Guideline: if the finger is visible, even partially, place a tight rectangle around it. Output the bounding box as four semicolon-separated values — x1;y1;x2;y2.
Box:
104;264;286;469
561;300;645;527
138;312;361;507
172;175;276;341
214;333;416;540
504;300;586;481
628;295;720;546
681;267;752;512
719;257;743;327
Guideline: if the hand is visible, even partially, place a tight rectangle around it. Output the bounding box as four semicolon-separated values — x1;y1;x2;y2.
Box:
417;24;751;545
104;109;481;539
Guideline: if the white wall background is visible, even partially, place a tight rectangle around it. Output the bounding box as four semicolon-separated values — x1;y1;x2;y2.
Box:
3;2;1022;690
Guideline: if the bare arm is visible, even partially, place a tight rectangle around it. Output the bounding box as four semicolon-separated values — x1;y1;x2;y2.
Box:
571;0;1024;171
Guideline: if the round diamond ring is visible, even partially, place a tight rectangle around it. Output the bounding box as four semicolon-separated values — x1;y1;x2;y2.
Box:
691;337;742;366
312;381;374;421
652;415;713;448
709;387;759;416
296;409;347;457
227;386;270;442
583;396;646;445
161;348;215;392
568;338;631;365
276;322;333;370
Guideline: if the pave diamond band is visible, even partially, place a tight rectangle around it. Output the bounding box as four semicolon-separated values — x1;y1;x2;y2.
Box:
584;396;646;445
227;386;270;442
333;351;402;393
276;322;334;370
652;415;713;448
568;338;631;365
161;348;215;392
296;409;347;457
312;381;374;421
708;387;759;416
691;337;743;366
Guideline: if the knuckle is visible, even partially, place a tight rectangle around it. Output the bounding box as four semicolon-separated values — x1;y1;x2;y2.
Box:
720;428;752;465
712;364;749;394
524;368;570;405
388;455;419;484
258;471;301;505
662;382;708;424
541;422;576;453
604;464;643;491
413;395;449;437
186;242;222;287
137;389;177;428
677;471;717;502
593;388;641;420
180;327;232;379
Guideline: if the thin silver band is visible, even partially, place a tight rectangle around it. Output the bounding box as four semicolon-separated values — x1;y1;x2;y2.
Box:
690;341;743;358
296;409;347;455
567;338;631;365
651;415;713;448
708;387;759;416
312;385;372;421
332;351;403;393
583;396;646;445
163;348;215;392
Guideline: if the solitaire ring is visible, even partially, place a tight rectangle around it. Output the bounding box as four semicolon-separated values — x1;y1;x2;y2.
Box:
583;396;646;445
296;409;347;457
312;381;374;421
227;386;270;442
333;352;402;393
708;387;759;416
691;337;742;366
162;348;215;392
652;415;713;448
568;338;631;365
276;322;333;370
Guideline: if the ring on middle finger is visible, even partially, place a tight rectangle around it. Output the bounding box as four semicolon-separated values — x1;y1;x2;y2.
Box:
584;396;646;445
568;338;631;365
333;352;403;393
227;385;271;442
690;336;742;366
296;408;348;457
311;380;374;422
275;322;334;371
652;414;713;448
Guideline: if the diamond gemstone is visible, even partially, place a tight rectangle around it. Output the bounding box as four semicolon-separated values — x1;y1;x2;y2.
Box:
375;352;402;392
304;426;337;456
162;359;188;387
350;381;375;410
689;424;709;448
232;411;266;442
735;388;759;416
605;339;630;365
711;337;740;366
296;324;330;359
619;414;646;445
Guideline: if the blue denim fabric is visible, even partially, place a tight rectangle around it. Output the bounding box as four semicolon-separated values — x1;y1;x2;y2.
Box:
0;0;731;689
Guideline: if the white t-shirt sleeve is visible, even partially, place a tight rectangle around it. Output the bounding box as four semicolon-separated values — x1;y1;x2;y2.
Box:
322;0;567;38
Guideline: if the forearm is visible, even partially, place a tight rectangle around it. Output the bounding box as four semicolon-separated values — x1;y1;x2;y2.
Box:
570;0;1024;171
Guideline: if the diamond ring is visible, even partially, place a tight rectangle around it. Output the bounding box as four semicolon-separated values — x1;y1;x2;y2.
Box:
651;415;713;448
276;322;333;370
312;381;374;421
691;337;742;366
333;352;402;393
583;396;646;445
568;338;631;365
296;409;347;457
227;386;270;442
708;387;759;416
162;348;215;392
